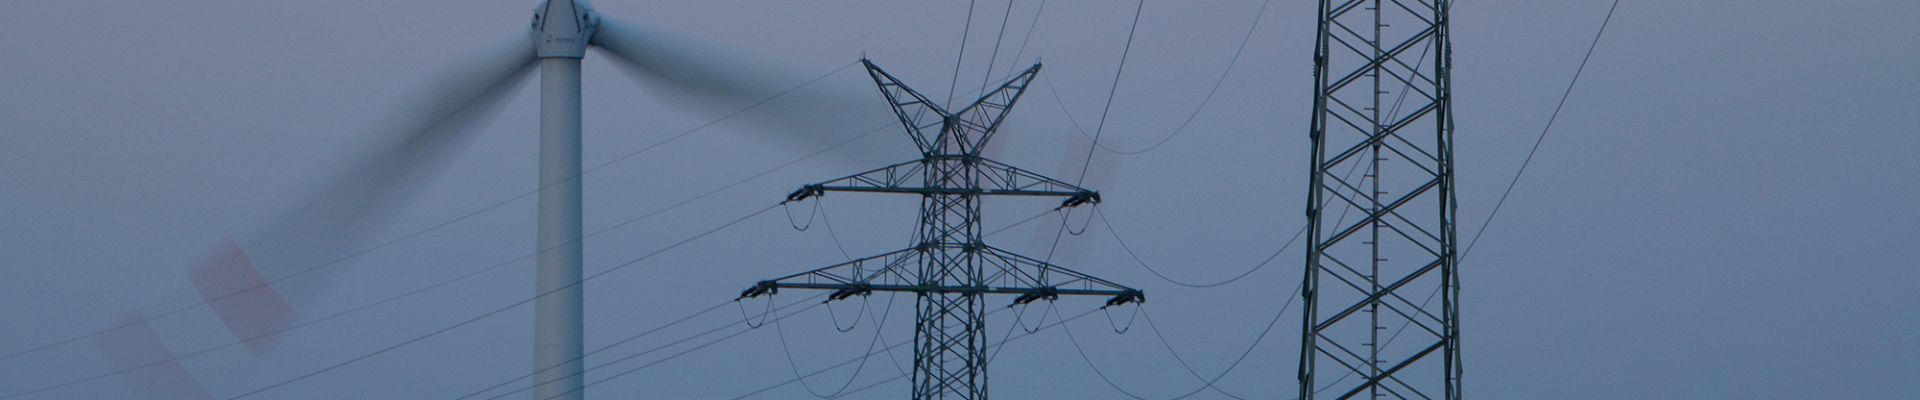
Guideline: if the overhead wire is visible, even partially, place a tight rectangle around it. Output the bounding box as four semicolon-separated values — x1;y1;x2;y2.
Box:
1089;109;1375;291
0;109;903;400
478;293;830;400
1001;0;1049;78
781;198;822;231
979;0;1018;95
1055;274;1303;400
0;61;863;366
815;199;859;260
1054;10;1436;393
377;0;1610;397
452;293;823;400
17;65;1038;398
1097;206;1304;288
488;195;1057;400
1460;0;1621;263
502;294;834;400
222;203;784;400
947;0;980;108
1047;0;1274;155
772;289;897;398
1075;0;1143;185
750;193;1065;398
1042;0;1146;266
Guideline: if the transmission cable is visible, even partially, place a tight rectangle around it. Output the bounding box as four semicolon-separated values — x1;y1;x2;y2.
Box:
815;199;859;260
1042;0;1145;266
15;60;1010;393
978;0;1018;95
1097;206;1303;288
771;289;898;398
1093;124;1374;290
1046;0;1273;155
451;292;822;400
0;61;862;366
0;110;903;400
475;292;827;400
218;202;784;399
549;300;1025;400
999;0;1049;77
1461;0;1620;263
947;0;980;107
1055;277;1302;400
493;198;1056;400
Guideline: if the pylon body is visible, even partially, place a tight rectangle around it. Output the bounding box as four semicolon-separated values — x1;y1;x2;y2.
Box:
743;60;1143;400
1297;0;1461;399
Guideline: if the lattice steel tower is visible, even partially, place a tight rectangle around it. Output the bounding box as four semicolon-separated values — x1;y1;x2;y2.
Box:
1296;0;1460;399
740;59;1144;400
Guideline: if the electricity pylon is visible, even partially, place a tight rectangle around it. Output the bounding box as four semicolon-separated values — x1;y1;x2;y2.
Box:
740;59;1144;400
1296;0;1460;399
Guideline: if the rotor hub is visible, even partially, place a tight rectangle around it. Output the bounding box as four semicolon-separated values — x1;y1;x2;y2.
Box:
531;0;598;59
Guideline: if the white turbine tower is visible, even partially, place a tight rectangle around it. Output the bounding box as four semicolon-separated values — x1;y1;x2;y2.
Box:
531;1;593;398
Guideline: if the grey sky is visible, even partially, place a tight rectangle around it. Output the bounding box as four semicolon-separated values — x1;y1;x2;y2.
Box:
3;0;1917;399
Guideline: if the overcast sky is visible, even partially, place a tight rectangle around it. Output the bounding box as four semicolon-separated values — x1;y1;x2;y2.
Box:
3;0;1918;399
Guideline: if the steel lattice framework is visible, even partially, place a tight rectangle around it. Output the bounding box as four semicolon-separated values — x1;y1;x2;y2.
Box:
741;59;1144;400
1296;0;1460;399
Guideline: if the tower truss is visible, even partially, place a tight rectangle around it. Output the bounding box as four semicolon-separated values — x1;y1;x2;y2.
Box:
741;59;1144;400
1297;0;1460;399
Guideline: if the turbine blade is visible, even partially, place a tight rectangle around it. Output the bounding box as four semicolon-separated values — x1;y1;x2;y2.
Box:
588;16;783;101
589;16;891;161
193;38;537;355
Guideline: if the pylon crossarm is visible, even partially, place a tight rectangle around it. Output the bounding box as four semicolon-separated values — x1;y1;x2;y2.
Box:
975;158;1100;207
739;247;921;300
741;244;1142;308
954;64;1041;154
783;158;1100;206
975;245;1144;307
863;59;949;153
783;159;926;203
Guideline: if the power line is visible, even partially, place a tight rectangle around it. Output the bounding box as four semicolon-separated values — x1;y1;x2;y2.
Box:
1461;0;1621;263
453;293;824;400
1097;206;1303;288
223;203;783;399
770;289;898;398
471;196;1054;400
1047;0;1274;156
0;61;863;366
948;0;980;107
17;64;1016;395
1076;0;1144;184
1001;0;1049;78
0;111;901;400
1056;277;1301;400
1089;112;1377;291
1043;0;1147;266
979;0;1018;95
478;293;828;400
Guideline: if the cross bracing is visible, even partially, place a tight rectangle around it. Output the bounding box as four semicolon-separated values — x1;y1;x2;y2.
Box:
1297;0;1461;399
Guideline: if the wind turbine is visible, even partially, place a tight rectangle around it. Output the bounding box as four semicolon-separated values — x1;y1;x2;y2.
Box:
157;1;860;399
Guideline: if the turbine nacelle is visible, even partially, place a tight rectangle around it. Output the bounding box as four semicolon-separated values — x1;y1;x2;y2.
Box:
531;0;598;59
